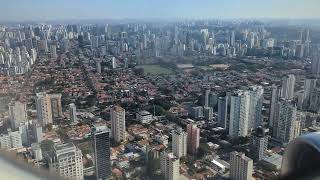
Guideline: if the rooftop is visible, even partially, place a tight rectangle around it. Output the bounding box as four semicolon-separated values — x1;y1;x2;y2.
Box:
113;106;124;112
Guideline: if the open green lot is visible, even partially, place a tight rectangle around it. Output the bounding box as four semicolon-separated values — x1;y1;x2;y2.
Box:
136;65;173;75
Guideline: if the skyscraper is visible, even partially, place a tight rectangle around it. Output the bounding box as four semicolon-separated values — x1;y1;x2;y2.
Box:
229;91;251;138
230;30;236;47
309;88;320;113
49;93;63;119
269;85;281;128
36;92;53;126
187;123;200;155
48;143;83;180
273;100;300;144
8;101;28;129
92;126;111;180
160;152;180;180
229;151;253;180
50;45;57;59
111;106;126;143
281;75;296;100
311;50;320;77
204;89;210;107
301;78;317;109
69;103;77;123
250;127;268;161
172;127;187;158
218;96;229;129
209;92;218;109
203;106;213;120
248;86;264;129
18;123;28;146
229;87;264;138
32;123;43;143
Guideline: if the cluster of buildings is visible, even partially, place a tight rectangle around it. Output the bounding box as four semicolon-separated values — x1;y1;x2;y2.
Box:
0;20;320;180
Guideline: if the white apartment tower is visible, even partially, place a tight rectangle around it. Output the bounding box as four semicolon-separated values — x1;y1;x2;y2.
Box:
230;151;253;180
69;103;77;123
281;74;296;100
49;143;83;180
161;152;180;180
229;86;264;138
111;106;126;143
229;91;251;138
0;129;23;149
172;127;187;158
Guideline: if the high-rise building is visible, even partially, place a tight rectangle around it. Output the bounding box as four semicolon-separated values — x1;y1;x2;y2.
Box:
172;127;187;158
36;92;53;126
31;143;43;161
8;101;28;129
112;57;117;69
281;75;296;100
203;106;213;120
187;123;200;155
50;45;57;59
189;106;203;118
49;93;63;119
209;92;218;109
230;30;236;47
96;60;102;74
91;36;99;49
146;146;161;174
229;151;253;180
69;103;77;123
92;126;111;180
311;50;320;77
269;85;281;128
250;127;268;161
18;123;28;146
218;96;229;129
48;143;83;180
301;78;317;109
229;91;251;138
0;134;11;149
32;123;43;143
160;152;180;180
229;87;264;138
110;106;126;143
204;89;210;107
248;86;264;129
309;88;320;113
273;100;301;144
0;129;23;149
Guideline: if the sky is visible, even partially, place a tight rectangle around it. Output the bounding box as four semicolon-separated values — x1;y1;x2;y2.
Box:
0;0;320;21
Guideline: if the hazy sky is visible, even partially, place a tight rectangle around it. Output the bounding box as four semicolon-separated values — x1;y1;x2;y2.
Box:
1;0;320;21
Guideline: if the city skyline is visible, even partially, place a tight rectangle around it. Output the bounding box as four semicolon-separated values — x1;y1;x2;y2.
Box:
1;2;320;178
1;0;320;21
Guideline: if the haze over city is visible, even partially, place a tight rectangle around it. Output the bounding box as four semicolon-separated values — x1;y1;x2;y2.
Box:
1;0;320;21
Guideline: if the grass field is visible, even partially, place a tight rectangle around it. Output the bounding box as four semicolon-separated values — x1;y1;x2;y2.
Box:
136;65;173;75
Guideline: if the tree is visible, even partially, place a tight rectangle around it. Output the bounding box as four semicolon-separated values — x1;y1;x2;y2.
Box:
147;105;165;116
56;128;68;139
198;143;211;158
